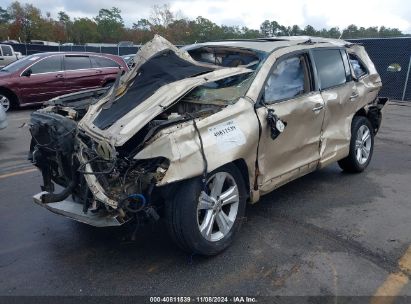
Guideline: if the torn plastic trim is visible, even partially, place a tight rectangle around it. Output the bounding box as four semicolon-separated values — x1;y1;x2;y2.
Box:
33;192;126;227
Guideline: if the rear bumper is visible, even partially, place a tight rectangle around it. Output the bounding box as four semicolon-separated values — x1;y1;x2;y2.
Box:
33;192;125;227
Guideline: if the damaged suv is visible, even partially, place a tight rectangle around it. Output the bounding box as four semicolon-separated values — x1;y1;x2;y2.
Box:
29;35;386;255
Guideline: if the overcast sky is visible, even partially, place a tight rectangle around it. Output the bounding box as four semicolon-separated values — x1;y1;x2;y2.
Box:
1;0;410;33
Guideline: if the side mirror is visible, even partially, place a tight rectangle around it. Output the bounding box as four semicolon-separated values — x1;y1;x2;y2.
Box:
387;63;401;73
22;69;32;77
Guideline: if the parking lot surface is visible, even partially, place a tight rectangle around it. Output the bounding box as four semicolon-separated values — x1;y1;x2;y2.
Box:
1;102;411;300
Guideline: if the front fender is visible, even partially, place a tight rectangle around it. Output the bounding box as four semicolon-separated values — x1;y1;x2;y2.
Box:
134;98;259;190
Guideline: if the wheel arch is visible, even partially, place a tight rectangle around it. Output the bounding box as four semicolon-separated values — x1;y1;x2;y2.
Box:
0;86;19;107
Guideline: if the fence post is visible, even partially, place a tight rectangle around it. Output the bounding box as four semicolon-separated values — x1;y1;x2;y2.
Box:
402;55;411;101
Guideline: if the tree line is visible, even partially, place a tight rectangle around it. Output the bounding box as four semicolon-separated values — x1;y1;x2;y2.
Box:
0;1;408;45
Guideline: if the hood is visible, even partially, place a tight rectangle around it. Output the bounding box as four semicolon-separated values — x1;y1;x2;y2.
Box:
79;35;252;147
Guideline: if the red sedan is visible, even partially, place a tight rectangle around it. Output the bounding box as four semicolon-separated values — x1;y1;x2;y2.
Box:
0;52;129;111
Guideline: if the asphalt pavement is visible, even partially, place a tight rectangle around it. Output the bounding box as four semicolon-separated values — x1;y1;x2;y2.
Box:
1;102;411;301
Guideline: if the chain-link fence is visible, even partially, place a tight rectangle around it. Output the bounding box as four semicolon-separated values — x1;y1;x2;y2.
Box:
348;38;411;101
5;37;411;101
8;43;141;57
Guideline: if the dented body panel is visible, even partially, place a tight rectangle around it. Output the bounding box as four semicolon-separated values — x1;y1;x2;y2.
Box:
29;35;384;225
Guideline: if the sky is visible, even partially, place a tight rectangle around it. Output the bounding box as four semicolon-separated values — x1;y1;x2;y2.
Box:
1;0;410;33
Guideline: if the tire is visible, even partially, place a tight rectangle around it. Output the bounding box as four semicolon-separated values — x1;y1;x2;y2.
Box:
338;116;374;173
0;92;14;112
165;164;247;256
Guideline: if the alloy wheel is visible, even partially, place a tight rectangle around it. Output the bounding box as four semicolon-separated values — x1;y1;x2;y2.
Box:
0;95;10;111
355;125;372;165
197;172;240;242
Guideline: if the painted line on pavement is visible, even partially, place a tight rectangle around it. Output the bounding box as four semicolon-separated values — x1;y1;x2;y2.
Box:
370;245;411;304
0;168;37;180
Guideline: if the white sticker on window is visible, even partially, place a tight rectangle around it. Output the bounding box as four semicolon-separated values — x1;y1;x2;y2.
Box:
208;119;246;152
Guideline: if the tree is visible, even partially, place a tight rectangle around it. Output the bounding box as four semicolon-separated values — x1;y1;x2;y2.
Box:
303;25;317;36
94;7;124;42
150;4;174;28
71;18;99;44
0;6;10;24
57;11;72;42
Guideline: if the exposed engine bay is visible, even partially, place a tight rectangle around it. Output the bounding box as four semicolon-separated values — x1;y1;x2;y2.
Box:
28;35;258;227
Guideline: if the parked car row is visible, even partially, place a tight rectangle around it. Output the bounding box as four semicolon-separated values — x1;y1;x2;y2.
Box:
0;52;129;111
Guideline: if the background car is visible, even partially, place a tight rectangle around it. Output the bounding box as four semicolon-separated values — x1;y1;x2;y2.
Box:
0;52;128;111
0;44;22;68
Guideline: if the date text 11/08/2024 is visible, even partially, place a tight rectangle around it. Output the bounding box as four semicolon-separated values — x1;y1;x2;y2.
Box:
149;296;257;303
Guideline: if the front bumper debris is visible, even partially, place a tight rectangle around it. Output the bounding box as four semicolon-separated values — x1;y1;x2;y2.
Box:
33;192;125;227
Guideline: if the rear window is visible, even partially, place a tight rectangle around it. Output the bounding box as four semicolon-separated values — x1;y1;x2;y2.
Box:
1;45;13;56
349;54;368;79
313;49;347;90
65;56;91;70
91;56;119;68
30;56;62;74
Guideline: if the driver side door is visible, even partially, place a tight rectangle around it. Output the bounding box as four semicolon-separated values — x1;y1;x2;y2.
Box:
256;52;325;194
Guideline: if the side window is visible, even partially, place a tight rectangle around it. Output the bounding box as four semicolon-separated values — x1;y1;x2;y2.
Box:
313;49;347;90
64;56;91;71
1;45;13;56
91;56;119;68
264;55;310;103
30;56;62;74
349;54;368;79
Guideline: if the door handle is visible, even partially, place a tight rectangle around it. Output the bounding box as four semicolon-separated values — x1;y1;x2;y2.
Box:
312;104;324;112
56;74;64;78
350;93;359;100
95;70;103;74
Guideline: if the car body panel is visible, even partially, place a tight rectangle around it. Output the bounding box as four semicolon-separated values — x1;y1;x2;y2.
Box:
256;91;325;194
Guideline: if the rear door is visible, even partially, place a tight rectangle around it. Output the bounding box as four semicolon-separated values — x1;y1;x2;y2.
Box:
63;55;99;93
19;55;66;104
256;52;325;193
90;55;122;82
311;48;359;167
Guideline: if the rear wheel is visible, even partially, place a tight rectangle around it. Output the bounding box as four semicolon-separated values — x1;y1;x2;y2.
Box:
165;164;247;255
338;116;374;173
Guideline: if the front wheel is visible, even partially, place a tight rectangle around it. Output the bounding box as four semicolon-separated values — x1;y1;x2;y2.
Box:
0;93;12;112
338;116;374;173
165;164;247;256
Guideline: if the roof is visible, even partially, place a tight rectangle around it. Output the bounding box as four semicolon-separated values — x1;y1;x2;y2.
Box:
27;52;119;57
184;36;353;53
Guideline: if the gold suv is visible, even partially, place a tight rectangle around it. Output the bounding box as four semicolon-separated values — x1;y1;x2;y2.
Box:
30;35;386;255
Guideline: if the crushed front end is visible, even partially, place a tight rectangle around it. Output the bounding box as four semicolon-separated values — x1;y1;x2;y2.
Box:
29;107;170;227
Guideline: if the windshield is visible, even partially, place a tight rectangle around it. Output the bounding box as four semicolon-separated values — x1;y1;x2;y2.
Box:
182;72;254;105
0;55;40;73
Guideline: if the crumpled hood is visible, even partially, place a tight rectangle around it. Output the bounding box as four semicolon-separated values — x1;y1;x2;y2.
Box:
79;35;252;147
